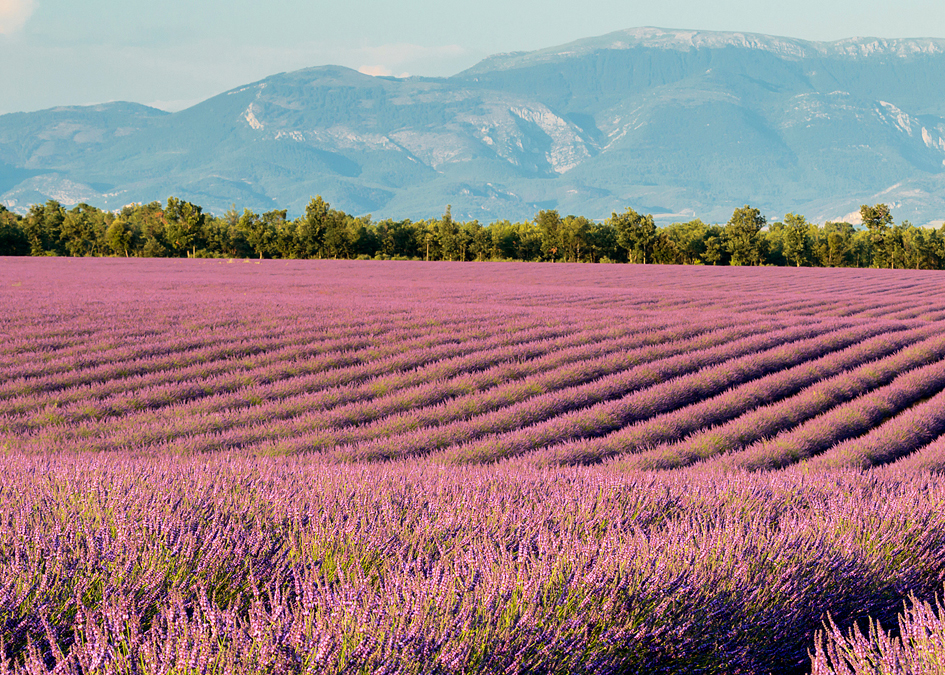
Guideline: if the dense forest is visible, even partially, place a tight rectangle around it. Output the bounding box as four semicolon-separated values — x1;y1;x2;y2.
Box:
0;197;942;269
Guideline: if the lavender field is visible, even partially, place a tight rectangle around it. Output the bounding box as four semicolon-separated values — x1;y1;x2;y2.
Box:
4;258;945;673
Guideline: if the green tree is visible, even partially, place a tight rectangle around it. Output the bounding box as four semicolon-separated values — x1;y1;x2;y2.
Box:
238;209;269;259
60;203;107;256
781;213;813;267
663;220;709;265
0;205;29;256
416;219;438;261
900;224;939;270
515;221;544;261
535;209;563;261
436;205;461;261
812;222;856;267
611;207;657;264
885;222;909;269
163;197;206;256
376;219;416;259
22;200;66;255
587;221;624;263
323;212;354;259
346;215;379;259
559;215;592;262
860;204;894;268
725;205;767;266
703;226;729;265
271;217;302;259
456;220;482;262
466;222;491;261
298;196;331;258
259;210;288;258
105;217;136;256
124;202;170;257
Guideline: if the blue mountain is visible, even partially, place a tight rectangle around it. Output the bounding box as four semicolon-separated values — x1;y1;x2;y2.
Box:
2;27;944;225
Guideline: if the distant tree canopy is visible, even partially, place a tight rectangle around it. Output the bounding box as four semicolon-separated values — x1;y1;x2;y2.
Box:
1;196;944;270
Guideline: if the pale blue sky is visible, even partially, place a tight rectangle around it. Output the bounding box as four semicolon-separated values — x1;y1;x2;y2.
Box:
1;0;943;114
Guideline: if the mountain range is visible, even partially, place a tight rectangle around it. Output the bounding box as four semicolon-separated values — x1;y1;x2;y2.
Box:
2;27;945;225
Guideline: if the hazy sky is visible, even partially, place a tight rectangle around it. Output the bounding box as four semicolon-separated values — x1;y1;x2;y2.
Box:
1;0;943;114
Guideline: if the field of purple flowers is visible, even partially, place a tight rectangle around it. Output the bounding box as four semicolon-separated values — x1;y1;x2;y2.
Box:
4;257;945;673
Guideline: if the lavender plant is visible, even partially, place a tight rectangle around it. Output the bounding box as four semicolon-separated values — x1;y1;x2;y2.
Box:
810;593;945;674
5;259;945;674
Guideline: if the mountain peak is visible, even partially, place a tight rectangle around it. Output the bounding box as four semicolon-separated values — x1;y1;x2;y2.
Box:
460;27;945;75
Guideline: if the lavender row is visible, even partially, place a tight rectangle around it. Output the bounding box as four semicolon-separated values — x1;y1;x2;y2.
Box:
0;319;576;423
25;318;766;454
721;356;945;471
1;331;577;448
544;324;937;466
623;331;945;471
808;386;945;470
0;318;432;399
888;434;945;473
0;304;423;380
2;321;671;447
10;307;579;408
274;320;763;442
441;321;894;464
1;296;560;388
284;321;802;458
0;326;435;414
321;320;848;461
0;304;530;398
84;316;719;441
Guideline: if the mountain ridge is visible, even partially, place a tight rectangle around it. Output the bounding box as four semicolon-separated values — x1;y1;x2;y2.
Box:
460;27;945;76
2;27;944;225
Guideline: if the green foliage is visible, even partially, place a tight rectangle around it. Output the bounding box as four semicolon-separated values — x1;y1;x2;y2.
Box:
437;205;461;261
4;197;945;270
163;197;207;256
535;209;564;261
780;213;814;267
610;207;657;264
22;200;67;256
725;205;767;266
0;205;29;256
861;203;895;268
60;204;109;257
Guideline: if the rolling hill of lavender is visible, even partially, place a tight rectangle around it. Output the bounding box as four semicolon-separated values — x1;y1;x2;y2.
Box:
4;257;945;674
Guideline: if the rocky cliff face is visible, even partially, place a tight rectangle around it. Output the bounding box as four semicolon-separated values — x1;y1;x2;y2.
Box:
2;27;944;224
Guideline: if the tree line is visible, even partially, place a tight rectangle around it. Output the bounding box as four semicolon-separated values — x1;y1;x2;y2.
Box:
0;197;942;269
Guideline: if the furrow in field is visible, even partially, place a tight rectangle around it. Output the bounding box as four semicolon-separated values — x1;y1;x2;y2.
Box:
0;312;549;407
21;318;763;453
622;332;945;470
269;319;749;435
0;305;510;384
1;322;575;430
318;320;841;462
543;323;934;466
886;433;945;472
0;313;368;379
274;321;779;456
0;319;430;398
0;326;159;366
805;387;945;470
716;356;945;471
439;321;896;465
5;320;653;437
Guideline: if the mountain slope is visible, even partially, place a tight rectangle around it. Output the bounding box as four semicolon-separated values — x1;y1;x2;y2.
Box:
2;27;944;224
